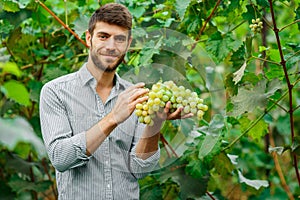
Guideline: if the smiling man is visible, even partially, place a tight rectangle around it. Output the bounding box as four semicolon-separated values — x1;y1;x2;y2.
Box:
39;3;191;200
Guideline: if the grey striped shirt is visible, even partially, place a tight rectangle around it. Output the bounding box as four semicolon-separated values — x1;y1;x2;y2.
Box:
39;64;160;200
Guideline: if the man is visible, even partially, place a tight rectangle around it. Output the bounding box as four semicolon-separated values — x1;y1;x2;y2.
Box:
40;3;192;199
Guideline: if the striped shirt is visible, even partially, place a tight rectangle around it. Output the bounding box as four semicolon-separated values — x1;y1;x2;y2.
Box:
39;63;160;200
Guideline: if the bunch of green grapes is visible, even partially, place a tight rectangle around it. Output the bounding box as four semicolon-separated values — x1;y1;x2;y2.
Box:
135;80;208;125
249;18;263;33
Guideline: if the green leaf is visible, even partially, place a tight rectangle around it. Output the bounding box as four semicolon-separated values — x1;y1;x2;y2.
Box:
175;0;191;21
230;44;246;68
206;32;242;62
5;151;35;175
139;176;163;200
197;115;225;159
0;117;46;157
225;73;238;96
73;14;89;37
276;115;291;136
198;134;220;159
230;79;281;116
269;49;281;62
238;170;269;190
28;80;43;103
239;117;268;141
0;19;15;35
1;80;30;106
212;152;235;178
0;62;22;77
257;0;269;7
8;175;52;194
185;159;207;179
128;6;145;19
242;5;256;23
0;0;20;12
139;39;162;67
173;168;208;199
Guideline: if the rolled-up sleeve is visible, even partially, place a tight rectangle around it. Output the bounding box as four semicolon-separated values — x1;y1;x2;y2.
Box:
40;83;91;172
129;123;160;179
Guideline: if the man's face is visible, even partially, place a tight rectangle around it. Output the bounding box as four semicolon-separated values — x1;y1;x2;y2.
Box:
86;22;132;72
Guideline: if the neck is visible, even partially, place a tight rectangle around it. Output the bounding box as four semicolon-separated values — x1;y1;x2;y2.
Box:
86;60;115;88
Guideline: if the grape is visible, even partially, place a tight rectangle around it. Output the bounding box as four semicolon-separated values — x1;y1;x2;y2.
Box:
162;95;170;102
134;80;209;125
249;18;263;34
154;98;161;105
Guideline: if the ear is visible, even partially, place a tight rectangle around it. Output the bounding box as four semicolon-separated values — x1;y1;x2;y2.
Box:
85;30;91;48
126;36;133;50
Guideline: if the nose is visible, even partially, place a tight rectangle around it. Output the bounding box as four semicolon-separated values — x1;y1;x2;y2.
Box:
105;37;116;50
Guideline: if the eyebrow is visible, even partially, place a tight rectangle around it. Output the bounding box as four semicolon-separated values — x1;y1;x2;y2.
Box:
96;31;127;38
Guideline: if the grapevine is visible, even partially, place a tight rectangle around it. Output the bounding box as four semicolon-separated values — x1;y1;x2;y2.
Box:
135;81;208;125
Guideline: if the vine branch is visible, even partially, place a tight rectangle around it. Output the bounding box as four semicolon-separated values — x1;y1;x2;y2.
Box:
268;0;300;187
191;0;222;50
35;0;88;48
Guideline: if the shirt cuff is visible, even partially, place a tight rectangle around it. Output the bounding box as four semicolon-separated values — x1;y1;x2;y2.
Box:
71;131;91;161
130;145;160;176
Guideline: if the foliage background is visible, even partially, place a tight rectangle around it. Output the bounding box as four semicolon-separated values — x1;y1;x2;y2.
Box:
0;0;299;199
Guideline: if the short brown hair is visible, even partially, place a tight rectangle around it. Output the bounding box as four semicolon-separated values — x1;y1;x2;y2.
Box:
88;3;132;37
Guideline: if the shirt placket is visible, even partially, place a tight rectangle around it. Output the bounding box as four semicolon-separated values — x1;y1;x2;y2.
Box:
95;94;113;200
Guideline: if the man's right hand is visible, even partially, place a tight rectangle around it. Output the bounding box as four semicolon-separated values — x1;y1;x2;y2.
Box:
111;82;149;124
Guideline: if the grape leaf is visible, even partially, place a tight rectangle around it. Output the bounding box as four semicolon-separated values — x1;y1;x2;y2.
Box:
175;0;191;21
73;14;89;37
206;31;242;62
0;117;46;157
230;44;246;69
239;117;268;141
269;49;281;62
1;80;30;106
212;152;235;178
230;79;281;116
0;62;22;77
128;6;145;19
139;39;162;67
257;0;269;7
238;170;269;190
8;175;52;193
1;0;20;12
197;114;225;159
242;5;256;23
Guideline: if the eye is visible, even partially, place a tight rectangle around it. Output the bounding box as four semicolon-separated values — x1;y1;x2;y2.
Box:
98;34;109;40
114;35;126;43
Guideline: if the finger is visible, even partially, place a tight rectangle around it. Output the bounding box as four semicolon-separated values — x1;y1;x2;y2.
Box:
181;113;194;119
163;102;172;113
124;82;146;94
167;107;184;120
129;87;149;100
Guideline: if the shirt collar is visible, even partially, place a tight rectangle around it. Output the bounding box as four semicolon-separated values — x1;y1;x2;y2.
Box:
78;63;127;91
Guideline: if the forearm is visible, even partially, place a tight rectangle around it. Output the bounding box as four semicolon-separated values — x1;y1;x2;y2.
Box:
86;112;118;155
135;122;162;160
